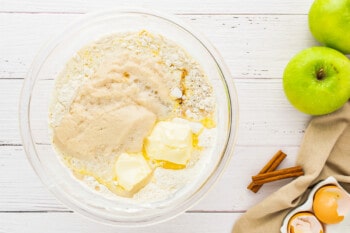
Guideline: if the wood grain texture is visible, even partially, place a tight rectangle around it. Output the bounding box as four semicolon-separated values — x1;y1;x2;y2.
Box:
0;80;22;145
0;0;319;232
0;0;313;14
1;13;312;145
0;13;318;80
1;78;309;146
0;145;299;212
0;212;241;233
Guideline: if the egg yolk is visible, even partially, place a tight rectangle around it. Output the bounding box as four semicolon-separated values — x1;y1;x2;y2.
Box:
288;212;323;233
313;185;345;224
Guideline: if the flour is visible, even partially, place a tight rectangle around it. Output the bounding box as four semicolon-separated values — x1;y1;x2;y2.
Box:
81;143;214;203
49;30;217;203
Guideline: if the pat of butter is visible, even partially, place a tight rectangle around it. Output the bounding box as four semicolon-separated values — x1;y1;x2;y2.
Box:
115;153;152;192
145;121;193;165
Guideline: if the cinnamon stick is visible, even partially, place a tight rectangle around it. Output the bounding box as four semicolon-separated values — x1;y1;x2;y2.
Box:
251;165;304;185
247;150;286;192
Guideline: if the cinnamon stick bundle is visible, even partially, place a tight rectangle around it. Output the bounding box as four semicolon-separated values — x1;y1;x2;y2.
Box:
247;150;286;193
247;150;304;193
252;166;304;185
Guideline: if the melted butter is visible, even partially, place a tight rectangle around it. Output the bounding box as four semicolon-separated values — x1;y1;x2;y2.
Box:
156;160;186;170
201;116;216;128
64;116;215;194
192;132;202;150
142;147;186;170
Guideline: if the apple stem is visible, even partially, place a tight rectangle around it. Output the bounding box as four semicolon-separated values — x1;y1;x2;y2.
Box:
317;68;325;80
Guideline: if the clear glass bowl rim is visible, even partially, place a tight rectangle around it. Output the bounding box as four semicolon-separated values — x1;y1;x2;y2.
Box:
19;8;239;226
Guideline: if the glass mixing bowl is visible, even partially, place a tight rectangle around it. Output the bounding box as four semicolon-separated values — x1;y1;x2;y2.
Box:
19;9;238;226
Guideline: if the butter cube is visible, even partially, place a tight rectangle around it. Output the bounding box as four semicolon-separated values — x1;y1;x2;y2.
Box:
145;121;193;165
115;153;152;192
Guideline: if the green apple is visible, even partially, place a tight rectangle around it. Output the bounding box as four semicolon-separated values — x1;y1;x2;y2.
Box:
309;0;350;54
283;47;350;115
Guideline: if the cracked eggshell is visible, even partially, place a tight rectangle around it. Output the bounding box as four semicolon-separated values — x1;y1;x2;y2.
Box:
280;176;350;233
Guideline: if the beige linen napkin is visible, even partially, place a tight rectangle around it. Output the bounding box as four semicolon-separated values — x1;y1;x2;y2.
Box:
232;101;350;233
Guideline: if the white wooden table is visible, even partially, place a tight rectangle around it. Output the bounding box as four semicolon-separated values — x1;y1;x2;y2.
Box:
0;0;316;232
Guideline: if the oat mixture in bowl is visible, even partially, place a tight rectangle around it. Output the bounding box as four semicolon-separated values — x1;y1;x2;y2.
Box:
20;9;238;226
50;30;217;201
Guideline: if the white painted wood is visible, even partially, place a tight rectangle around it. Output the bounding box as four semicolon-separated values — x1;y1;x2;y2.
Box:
0;13;313;146
0;13;318;80
0;145;300;212
1;0;313;14
2;78;309;146
0;0;321;231
0;212;241;233
0;146;67;211
0;80;22;144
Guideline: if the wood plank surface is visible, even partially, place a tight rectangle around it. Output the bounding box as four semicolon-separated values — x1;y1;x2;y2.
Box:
0;212;241;233
0;145;300;212
1;78;309;146
0;0;320;232
0;13;318;80
1;0;313;14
